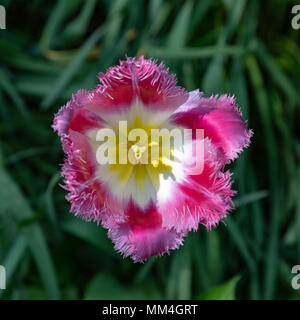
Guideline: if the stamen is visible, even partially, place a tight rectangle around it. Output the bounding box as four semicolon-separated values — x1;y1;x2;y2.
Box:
131;145;146;160
151;160;159;168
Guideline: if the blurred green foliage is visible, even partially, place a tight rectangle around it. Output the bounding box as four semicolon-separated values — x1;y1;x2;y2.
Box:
0;0;300;300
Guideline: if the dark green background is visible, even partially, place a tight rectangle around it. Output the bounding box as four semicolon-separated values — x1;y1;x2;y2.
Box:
0;0;300;300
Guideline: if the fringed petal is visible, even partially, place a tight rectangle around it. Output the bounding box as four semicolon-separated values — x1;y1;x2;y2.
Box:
52;90;106;137
158;139;236;232
61;129;123;224
106;201;185;262
170;92;253;164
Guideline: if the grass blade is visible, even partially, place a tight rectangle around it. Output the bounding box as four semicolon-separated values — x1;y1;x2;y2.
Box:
0;233;28;298
0;166;60;299
60;216;117;258
0;68;29;118
41;26;105;109
146;45;247;60
256;40;297;105
167;0;193;49
197;275;241;300
235;190;269;208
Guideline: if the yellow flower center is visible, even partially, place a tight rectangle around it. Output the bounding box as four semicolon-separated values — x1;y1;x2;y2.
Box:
107;116;174;192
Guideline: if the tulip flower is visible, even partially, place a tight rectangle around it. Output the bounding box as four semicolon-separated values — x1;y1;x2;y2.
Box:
53;56;252;262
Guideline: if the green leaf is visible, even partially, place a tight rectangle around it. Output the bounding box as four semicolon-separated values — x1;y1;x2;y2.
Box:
167;0;193;49
41;26;105;109
256;40;297;105
226;217;260;299
135;257;156;283
165;240;192;300
202;57;224;95
246;55;281;300
103;0;128;47
0;88;12;133
0;68;29;118
0;167;60;299
84;273;160;300
203;0;247;94
61;0;98;42
235;190;269;208
145;45;247;59
148;0;172;36
190;0;212;31
166;251;181;299
206;230;223;284
84;273;131;300
44;172;61;225
23;287;49;300
177;239;192;300
197;275;241;300
60;216;116;258
230;57;249;118
0;233;28;299
41;0;83;49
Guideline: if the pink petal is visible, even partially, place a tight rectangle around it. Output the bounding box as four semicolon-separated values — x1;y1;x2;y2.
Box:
52;90;106;137
158;139;236;233
170;91;253;164
97;56;187;109
61;129;123;224
106;200;185;262
79;56;188;117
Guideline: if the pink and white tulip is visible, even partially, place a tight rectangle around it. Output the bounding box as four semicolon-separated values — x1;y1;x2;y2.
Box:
53;56;252;262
